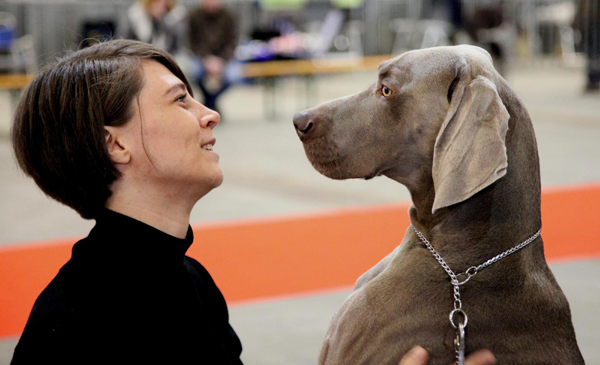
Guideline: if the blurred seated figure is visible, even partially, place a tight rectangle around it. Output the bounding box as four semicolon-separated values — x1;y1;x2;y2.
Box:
573;0;600;92
424;0;464;32
465;4;514;75
118;0;187;56
189;0;241;113
391;0;463;56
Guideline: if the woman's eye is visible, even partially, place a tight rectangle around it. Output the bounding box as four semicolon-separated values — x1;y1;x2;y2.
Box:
382;85;392;97
176;94;187;103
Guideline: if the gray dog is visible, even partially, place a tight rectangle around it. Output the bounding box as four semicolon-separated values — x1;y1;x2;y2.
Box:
293;46;584;365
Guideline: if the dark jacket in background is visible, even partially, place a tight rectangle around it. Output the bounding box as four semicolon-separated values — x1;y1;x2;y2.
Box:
11;209;243;364
189;7;239;61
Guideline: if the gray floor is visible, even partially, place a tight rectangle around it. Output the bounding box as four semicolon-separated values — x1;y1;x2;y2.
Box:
1;63;599;364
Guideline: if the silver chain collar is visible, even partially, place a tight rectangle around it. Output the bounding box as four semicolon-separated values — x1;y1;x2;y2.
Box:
412;226;541;364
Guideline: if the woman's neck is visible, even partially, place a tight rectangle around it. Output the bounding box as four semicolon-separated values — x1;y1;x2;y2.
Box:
106;179;198;239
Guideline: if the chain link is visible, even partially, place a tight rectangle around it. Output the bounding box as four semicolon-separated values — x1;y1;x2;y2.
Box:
474;229;541;272
413;226;541;365
413;227;541;286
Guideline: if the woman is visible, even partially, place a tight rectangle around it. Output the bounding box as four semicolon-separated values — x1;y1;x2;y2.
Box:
11;39;240;364
11;39;494;365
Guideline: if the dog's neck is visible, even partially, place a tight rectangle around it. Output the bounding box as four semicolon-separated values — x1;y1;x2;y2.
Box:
396;84;542;255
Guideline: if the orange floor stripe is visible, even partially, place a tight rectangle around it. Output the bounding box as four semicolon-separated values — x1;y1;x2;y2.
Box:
188;204;408;303
540;185;600;261
1;184;599;338
0;241;73;337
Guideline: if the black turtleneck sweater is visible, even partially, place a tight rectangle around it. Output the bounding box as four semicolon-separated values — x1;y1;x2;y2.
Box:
11;209;243;364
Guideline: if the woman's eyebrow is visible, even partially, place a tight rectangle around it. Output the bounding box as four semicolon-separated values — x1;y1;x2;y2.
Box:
163;82;187;97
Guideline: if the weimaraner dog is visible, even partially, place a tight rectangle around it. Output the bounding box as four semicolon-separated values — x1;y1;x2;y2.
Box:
293;45;584;364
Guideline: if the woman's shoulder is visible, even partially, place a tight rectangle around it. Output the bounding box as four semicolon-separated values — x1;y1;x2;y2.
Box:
13;261;81;358
23;236;103;328
23;257;91;333
182;256;229;304
183;255;213;280
29;261;74;314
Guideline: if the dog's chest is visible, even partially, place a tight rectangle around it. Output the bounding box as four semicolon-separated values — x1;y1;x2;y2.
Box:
321;267;459;364
321;257;583;365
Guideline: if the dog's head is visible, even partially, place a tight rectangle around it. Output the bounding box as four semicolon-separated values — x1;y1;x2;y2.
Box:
293;45;510;213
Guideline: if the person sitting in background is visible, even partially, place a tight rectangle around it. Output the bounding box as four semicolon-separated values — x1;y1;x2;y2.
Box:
573;0;600;92
465;4;513;76
188;0;241;113
118;0;187;56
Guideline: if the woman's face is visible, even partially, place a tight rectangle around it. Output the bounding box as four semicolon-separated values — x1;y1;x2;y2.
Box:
121;60;222;199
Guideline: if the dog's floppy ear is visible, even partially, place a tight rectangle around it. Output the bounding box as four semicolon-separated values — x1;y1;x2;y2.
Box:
431;73;510;214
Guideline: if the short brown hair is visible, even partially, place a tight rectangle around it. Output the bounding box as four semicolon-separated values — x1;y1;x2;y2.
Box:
12;39;192;219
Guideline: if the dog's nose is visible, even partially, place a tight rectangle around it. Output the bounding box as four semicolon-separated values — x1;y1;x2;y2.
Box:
293;110;316;140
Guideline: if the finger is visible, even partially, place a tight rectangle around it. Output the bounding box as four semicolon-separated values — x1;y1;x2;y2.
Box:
465;349;497;365
399;346;429;365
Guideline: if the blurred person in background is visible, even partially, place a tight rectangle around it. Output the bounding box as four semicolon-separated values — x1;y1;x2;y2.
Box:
465;3;513;75
10;39;241;364
574;0;600;92
118;0;188;56
189;0;241;114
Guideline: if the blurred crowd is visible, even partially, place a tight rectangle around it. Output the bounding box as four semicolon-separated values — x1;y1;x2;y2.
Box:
3;0;599;103
117;0;241;113
114;0;600;98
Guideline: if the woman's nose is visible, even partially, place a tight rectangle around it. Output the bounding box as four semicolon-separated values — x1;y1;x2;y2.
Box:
197;102;220;129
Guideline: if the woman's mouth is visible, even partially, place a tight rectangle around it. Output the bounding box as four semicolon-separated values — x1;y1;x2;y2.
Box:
201;138;216;151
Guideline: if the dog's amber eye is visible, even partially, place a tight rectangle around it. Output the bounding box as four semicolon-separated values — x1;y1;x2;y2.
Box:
382;85;392;97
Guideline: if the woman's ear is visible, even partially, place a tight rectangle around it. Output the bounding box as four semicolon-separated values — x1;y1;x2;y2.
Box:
104;126;131;165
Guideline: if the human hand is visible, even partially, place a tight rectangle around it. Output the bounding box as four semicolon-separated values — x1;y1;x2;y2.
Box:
399;346;497;365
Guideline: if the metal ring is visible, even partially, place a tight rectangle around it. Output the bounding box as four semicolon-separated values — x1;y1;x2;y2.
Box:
451;273;471;286
449;309;468;329
465;266;478;276
452;266;479;286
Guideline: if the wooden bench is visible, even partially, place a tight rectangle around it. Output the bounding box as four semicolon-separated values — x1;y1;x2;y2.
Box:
241;55;393;118
0;73;35;135
243;55;392;78
0;73;35;90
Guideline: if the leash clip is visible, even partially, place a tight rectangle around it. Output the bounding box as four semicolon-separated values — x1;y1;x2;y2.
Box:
455;322;466;365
